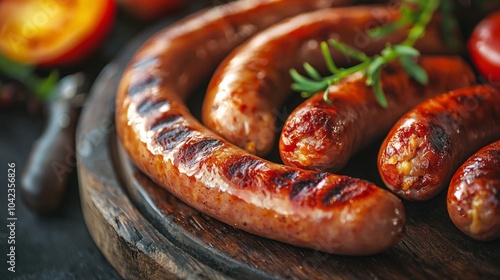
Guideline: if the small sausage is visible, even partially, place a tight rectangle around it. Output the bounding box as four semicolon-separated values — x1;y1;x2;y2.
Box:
447;140;500;241
280;56;475;172
202;5;462;156
378;85;500;201
116;0;405;255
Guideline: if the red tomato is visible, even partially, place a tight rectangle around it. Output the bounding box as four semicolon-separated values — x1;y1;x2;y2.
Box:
0;0;116;66
118;0;185;20
468;11;500;86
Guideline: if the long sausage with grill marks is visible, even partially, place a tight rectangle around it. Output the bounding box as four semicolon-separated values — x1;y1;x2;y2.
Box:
116;0;405;255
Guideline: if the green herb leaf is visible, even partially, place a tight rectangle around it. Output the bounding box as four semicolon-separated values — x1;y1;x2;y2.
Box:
393;45;421;57
303;62;322;80
371;70;388;108
400;55;428;84
328;39;370;62
403;0;441;46
290;69;329;94
368;19;408;38
290;69;314;85
321;41;339;74
292;82;328;94
401;4;421;22
366;56;385;86
322;81;333;104
37;70;60;101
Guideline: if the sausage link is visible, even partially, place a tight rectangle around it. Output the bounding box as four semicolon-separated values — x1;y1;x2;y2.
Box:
378;85;500;201
280;56;475;172
116;0;405;255
447;140;500;241
202;5;462;156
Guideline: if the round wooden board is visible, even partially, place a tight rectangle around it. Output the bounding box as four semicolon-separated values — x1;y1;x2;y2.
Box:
77;8;500;280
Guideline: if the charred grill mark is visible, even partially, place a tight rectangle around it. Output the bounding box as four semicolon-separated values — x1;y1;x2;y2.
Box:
224;156;262;188
283;171;301;180
137;99;169;116
178;139;223;168
315;172;329;180
156;126;192;150
151;114;182;131
290;180;317;200
133;57;159;69
289;173;328;200
272;170;301;186
322;178;369;206
128;75;160;96
304;109;334;133
428;121;451;155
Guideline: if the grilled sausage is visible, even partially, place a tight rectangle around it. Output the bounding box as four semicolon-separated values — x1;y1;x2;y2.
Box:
202;5;462;156
116;0;405;255
378;85;500;201
447;139;500;241
280;56;475;172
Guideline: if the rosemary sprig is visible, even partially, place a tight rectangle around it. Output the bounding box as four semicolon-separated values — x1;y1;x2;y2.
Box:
368;0;423;38
290;0;441;108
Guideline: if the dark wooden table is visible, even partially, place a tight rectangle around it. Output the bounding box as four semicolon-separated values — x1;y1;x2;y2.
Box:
0;109;122;279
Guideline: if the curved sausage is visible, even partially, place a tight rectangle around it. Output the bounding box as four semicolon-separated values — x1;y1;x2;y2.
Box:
116;0;405;255
447;139;500;241
378;85;500;201
280;56;475;172
202;5;462;156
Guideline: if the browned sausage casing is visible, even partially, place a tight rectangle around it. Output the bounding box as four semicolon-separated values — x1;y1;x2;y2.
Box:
280;56;475;172
378;85;500;201
202;5;462;156
116;0;406;255
447;140;500;241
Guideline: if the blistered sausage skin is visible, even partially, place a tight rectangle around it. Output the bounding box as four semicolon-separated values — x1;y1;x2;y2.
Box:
116;0;405;255
280;57;475;172
447;140;500;241
378;86;500;201
202;5;461;156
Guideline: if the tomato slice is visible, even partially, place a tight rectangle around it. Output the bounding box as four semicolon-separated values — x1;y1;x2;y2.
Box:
0;0;115;66
468;11;500;86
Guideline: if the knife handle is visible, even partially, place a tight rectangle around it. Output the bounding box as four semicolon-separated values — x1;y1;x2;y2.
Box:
21;80;83;214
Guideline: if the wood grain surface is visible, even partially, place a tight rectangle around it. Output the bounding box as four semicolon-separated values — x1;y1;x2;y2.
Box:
76;3;500;279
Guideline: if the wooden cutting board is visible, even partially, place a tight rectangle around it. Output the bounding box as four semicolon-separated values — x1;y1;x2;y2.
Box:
76;9;500;280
